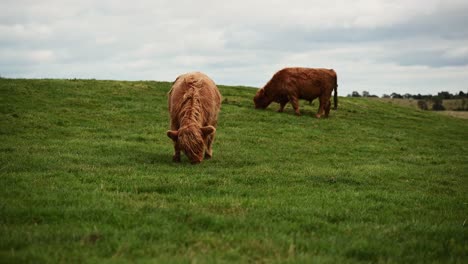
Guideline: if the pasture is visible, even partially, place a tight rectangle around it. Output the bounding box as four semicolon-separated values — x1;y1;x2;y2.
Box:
377;98;468;119
1;78;467;263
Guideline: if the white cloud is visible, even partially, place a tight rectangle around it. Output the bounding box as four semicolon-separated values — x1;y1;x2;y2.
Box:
0;48;55;64
0;23;53;42
444;47;468;58
28;50;55;62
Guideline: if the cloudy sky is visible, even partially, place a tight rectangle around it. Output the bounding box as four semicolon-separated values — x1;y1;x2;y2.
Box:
1;0;468;96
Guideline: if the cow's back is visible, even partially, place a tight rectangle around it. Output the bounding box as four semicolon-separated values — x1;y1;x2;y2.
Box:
168;72;221;128
296;68;336;100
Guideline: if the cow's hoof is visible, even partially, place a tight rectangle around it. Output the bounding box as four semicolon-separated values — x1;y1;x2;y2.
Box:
172;156;181;162
204;153;212;159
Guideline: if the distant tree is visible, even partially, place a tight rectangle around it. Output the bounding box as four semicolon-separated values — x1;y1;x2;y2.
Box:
403;93;412;99
438;91;452;100
362;91;369;97
414;94;422;99
417;100;428;110
460;99;467;110
351;91;361;97
368;94;379;98
459;91;466;98
391;93;403;99
432;99;445;111
382;94;390;98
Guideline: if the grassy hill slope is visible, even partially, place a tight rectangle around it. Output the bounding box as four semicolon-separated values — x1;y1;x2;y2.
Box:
1;79;467;263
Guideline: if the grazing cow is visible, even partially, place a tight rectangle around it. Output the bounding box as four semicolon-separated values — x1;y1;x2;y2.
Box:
167;72;221;164
254;67;338;118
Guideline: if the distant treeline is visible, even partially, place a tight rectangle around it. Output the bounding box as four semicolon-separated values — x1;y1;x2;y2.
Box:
347;91;468;111
347;90;468;99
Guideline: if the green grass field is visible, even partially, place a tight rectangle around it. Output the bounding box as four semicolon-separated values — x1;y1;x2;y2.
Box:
1;78;467;263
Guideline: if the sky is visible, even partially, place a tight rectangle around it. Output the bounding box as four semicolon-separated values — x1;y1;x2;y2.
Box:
1;0;468;96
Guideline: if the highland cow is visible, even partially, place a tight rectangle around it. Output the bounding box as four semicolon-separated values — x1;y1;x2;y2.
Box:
167;72;221;164
254;67;338;118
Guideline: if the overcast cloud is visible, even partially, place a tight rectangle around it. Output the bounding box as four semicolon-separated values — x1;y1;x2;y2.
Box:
1;0;468;96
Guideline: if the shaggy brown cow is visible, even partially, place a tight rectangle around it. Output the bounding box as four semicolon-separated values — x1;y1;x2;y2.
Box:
254;67;338;118
167;72;221;164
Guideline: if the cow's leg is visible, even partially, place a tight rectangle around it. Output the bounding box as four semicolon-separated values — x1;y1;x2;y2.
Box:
289;96;301;116
324;100;331;117
204;134;215;159
173;148;181;162
278;101;287;112
169;121;181;162
172;144;181;162
316;96;327;118
315;96;326;118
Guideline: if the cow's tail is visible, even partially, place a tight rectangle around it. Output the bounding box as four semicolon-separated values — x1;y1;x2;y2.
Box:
333;70;338;110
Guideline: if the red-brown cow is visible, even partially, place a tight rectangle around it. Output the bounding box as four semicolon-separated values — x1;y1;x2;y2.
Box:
254;67;338;118
167;72;221;164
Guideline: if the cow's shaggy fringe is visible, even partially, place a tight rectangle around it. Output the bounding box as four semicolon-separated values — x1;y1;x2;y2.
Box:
178;125;204;160
177;78;205;160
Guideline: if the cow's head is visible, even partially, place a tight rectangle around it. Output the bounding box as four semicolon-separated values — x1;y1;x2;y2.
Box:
253;89;271;109
167;125;216;164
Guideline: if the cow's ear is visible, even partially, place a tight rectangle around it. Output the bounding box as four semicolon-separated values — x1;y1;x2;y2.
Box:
201;126;216;137
167;130;178;141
